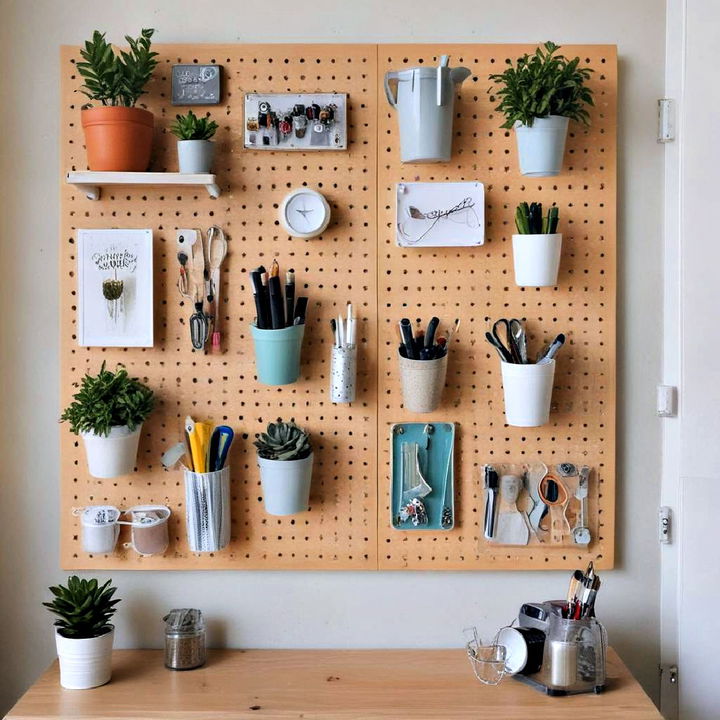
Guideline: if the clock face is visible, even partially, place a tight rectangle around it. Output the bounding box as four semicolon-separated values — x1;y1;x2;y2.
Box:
281;189;330;238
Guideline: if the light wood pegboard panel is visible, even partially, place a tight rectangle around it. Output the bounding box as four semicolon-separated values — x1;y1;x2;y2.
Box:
376;45;616;570
60;44;378;569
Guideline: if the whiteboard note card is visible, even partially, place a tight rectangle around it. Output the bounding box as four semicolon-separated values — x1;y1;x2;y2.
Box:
77;229;154;347
396;182;485;247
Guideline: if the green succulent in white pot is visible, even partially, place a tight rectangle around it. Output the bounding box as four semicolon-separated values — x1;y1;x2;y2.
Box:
170;109;218;174
60;363;154;479
254;419;313;516
489;42;594;177
44;576;120;689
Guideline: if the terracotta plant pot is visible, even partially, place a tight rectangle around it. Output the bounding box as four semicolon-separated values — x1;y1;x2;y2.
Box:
81;106;154;171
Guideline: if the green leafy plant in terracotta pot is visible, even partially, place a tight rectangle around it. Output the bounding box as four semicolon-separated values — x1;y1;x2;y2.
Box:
60;363;154;478
489;42;594;177
170;109;219;173
255;419;313;516
44;576;120;689
77;28;158;171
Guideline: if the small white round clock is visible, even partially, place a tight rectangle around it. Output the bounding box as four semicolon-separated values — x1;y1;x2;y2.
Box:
279;188;331;239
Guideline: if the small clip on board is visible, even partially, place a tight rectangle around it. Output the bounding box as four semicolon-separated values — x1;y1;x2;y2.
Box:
391;422;455;531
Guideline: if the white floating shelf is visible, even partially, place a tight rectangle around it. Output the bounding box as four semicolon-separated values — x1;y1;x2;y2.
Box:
66;171;221;200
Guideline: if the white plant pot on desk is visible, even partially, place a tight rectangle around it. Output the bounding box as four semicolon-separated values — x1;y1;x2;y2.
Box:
514;115;569;177
80;425;141;479
257;454;314;516
55;627;114;689
512;233;563;287
177;139;214;173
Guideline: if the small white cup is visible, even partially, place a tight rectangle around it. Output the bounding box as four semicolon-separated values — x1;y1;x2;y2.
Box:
500;360;556;427
79;506;120;554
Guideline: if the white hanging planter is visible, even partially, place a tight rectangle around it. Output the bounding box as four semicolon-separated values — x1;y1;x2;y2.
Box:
512;233;563;287
177;139;215;174
257;454;314;516
514;115;569;177
80;425;142;479
501;360;556;427
55;627;114;690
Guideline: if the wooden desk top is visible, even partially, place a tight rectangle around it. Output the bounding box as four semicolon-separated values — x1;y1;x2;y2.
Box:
6;648;661;720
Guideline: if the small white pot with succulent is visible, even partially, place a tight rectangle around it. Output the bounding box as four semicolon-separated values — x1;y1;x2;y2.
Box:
512;202;562;287
171;109;218;174
61;363;154;479
489;42;594;177
44;576;120;690
255;419;314;516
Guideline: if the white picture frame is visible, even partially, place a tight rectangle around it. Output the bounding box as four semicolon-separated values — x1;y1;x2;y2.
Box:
244;93;347;150
396;182;485;247
77;229;154;347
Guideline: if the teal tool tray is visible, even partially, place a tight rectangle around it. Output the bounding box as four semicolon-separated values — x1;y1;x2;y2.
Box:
391;422;455;531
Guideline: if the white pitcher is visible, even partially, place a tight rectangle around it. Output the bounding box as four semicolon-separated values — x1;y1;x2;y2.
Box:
385;55;471;163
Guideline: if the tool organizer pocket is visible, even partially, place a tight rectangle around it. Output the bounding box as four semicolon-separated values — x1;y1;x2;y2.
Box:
330;345;357;403
483;462;592;548
183;466;231;553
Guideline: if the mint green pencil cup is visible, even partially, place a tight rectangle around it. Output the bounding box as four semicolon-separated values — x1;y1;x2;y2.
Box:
250;323;305;385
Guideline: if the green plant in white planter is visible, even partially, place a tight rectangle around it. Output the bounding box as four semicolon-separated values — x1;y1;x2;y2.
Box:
170;109;218;174
61;363;154;479
512;202;563;287
489;42;594;177
254;419;313;516
44;576;120;689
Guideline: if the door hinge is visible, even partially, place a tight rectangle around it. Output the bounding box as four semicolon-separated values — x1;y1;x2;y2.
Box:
658;99;675;142
660;664;679;719
659;506;672;544
657;385;677;417
660;663;678;683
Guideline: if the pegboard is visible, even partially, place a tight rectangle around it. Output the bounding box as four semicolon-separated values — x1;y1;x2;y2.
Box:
59;43;616;571
60;44;379;570
377;45;616;570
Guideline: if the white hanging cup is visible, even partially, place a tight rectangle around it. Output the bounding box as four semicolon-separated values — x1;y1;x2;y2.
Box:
512;233;563;287
80;424;142;479
77;506;120;554
121;505;171;556
258;454;314;516
55;626;114;690
501;360;556;427
514;116;569;177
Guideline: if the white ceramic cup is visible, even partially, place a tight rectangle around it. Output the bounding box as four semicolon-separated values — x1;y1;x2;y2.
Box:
512;233;562;287
500;360;556;427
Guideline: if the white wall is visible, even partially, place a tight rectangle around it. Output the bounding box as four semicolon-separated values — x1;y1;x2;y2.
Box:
0;0;666;713
674;1;720;717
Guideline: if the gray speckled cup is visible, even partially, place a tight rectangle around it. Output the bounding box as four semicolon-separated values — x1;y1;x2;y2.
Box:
330;346;357;403
398;351;448;413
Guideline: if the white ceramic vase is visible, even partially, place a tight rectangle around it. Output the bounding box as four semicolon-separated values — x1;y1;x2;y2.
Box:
55;627;114;690
514;115;569;177
501;360;556;427
258;454;314;516
512;233;563;287
80;425;142;479
177;139;214;173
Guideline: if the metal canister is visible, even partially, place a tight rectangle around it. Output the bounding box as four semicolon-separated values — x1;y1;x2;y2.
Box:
163;608;206;670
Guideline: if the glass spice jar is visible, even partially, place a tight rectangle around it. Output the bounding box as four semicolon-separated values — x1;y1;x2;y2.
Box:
164;608;206;670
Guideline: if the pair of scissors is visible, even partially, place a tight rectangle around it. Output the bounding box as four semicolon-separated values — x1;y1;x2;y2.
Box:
539;474;572;543
490;318;526;364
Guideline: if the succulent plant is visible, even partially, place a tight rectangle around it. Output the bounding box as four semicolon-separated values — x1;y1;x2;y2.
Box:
60;362;154;437
170;109;218;141
43;576;120;639
254;419;312;461
515;202;559;234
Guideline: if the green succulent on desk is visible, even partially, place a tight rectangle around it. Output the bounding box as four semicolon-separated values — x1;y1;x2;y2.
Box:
60;362;154;437
254;419;312;461
515;202;559;234
170;109;218;141
43;576;120;639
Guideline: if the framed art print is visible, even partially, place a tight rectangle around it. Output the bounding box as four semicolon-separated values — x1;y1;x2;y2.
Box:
396;182;485;247
77;229;154;347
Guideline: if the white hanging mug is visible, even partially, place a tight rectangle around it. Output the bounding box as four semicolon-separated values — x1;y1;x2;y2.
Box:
76;506;120;554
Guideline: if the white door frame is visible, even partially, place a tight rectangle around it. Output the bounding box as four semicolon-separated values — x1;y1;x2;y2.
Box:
659;0;683;717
